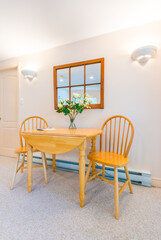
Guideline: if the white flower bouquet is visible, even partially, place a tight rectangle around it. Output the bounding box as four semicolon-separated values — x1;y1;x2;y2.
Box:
57;93;92;129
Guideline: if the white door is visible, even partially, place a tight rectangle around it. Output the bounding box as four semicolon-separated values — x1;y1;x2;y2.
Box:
0;68;19;157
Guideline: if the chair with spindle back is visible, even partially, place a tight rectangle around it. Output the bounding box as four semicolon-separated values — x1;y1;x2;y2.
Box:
86;115;134;219
10;116;51;189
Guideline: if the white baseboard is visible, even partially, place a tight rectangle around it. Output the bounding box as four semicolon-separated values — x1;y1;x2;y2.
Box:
151;178;161;188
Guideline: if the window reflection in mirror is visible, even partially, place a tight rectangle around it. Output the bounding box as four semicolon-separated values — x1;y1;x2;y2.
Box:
86;85;100;104
71;86;84;102
86;63;101;84
57;68;69;87
71;66;84;86
57;88;69;104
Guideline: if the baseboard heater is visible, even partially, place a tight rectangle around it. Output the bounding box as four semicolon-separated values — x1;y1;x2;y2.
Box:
24;155;151;187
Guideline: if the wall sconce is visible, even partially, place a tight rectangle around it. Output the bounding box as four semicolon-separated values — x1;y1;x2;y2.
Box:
21;69;37;81
131;45;157;63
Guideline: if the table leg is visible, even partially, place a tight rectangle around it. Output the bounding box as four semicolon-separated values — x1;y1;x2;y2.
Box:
52;154;56;172
79;141;86;208
27;144;33;193
91;137;96;178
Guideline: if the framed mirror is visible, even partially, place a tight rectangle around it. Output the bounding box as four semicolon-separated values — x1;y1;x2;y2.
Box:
54;58;104;109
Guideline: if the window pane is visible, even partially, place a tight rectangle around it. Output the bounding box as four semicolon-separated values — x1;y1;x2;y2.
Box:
71;86;84;100
71;66;84;85
86;63;101;84
57;68;69;87
57;88;69;104
86;85;100;104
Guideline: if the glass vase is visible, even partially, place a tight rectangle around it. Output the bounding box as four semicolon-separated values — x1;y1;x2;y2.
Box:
69;117;77;129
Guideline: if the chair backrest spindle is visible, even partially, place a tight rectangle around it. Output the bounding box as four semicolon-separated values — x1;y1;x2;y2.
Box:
113;118;116;152
109;120;112;152
117;117;121;154
36;118;38;129
120;119;126;155
32;118;34;129
105;124;107;151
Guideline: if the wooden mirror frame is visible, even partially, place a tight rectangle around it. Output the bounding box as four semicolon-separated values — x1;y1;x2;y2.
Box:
53;58;104;109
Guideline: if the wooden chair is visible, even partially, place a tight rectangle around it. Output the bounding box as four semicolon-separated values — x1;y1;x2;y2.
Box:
10;116;56;189
86;115;134;219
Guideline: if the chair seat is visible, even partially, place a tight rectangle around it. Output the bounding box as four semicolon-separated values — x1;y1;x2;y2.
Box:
15;147;39;154
87;151;129;167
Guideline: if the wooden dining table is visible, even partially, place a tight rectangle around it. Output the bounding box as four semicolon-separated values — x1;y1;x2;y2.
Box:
22;127;102;208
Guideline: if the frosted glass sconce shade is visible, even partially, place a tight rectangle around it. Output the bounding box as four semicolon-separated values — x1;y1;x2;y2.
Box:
21;69;37;81
131;45;157;63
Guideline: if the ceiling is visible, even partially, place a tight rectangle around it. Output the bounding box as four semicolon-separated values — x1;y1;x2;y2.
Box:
0;0;161;62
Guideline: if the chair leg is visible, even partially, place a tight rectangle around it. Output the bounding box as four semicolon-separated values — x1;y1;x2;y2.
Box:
21;153;25;173
114;167;119;220
44;153;48;170
91;162;96;180
124;166;133;194
41;152;48;184
84;160;92;189
102;164;105;178
52;154;56;172
10;153;20;190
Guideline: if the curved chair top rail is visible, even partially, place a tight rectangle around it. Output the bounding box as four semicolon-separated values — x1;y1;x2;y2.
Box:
19;116;48;147
100;115;134;157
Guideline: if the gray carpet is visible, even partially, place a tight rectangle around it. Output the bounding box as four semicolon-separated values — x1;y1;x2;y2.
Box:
0;156;161;240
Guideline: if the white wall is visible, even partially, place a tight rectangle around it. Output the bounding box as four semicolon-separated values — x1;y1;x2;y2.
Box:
1;20;161;179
